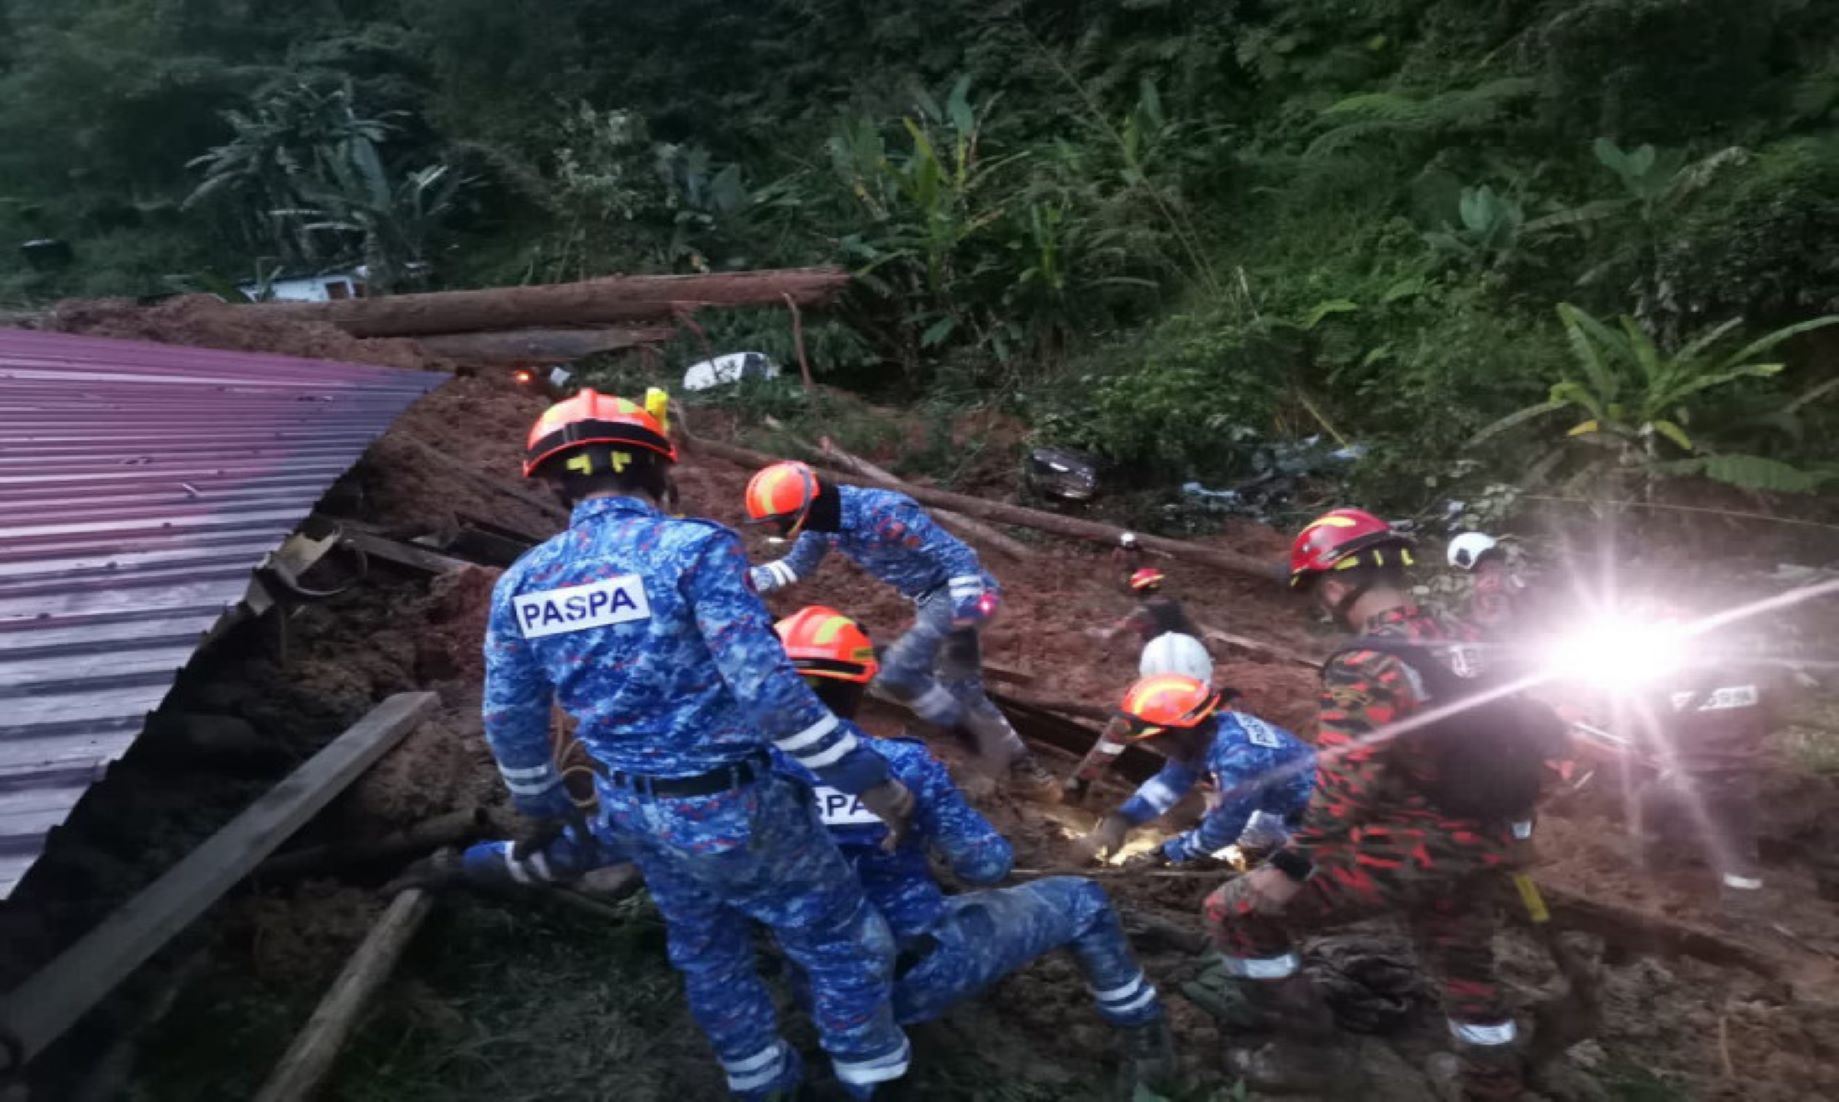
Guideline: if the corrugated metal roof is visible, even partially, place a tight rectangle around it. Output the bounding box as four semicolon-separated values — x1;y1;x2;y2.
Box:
0;329;445;898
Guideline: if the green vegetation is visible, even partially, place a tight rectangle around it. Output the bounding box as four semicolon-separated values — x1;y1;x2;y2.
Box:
7;1;1839;518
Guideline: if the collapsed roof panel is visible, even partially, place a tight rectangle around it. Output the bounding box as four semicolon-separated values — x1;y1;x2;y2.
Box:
0;329;445;898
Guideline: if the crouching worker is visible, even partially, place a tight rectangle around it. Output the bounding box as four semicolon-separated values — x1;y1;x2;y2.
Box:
774;606;1180;1098
743;461;1058;799
1066;571;1217;804
1204;509;1559;1100
484;392;915;1100
1075;676;1313;869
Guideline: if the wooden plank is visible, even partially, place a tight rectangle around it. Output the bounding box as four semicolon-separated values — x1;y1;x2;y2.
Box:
339;529;472;576
253;887;436;1102
0;692;438;1070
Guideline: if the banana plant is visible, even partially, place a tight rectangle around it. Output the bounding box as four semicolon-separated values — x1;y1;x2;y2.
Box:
1471;304;1839;497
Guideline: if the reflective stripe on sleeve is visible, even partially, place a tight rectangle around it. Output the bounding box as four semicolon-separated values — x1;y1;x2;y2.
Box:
501;846;532;885
498;763;553;780
776;714;840;752
1220;951;1299;979
1723;872;1763;891
832;1037;912;1087
1449;1018;1518;1046
1136;777;1183;815
795;732;861;769
763;560;799;588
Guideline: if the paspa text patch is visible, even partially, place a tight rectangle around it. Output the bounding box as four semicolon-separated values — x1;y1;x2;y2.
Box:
514;575;652;639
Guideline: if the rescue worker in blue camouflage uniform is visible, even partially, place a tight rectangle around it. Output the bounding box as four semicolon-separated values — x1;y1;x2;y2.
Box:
742;461;1059;800
772;606;1180;1098
1074;675;1315;870
483;391;917;1100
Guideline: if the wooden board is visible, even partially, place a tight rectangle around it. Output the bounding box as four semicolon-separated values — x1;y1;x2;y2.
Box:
253;887;436;1102
0;693;438;1070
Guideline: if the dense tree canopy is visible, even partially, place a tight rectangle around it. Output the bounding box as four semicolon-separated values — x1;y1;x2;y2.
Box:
6;0;1839;508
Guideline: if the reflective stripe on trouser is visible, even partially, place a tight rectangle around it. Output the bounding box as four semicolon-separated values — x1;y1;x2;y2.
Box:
875;589;1026;767
612;772;908;1099
893;876;1163;1028
1204;831;1513;1030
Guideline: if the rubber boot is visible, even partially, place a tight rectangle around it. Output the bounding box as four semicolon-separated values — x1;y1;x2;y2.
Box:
1223;976;1357;1096
1114;1015;1179;1100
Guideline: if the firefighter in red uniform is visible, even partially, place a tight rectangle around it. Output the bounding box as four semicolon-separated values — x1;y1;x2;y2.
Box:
1203;508;1533;1100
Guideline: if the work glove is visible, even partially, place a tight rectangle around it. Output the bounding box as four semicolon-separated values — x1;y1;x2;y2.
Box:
949;577;996;627
511;806;593;863
856;779;918;853
1074;814;1132;863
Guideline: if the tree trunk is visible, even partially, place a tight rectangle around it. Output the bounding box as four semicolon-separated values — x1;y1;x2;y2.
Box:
685;436;1280;582
257;268;851;338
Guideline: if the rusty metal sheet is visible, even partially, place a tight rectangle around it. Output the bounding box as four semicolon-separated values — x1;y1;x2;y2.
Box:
0;328;444;898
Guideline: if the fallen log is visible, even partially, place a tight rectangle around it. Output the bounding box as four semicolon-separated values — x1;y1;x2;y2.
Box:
412;326;675;365
686;436;1277;581
253;885;437;1102
1534;881;1783;982
254;808;488;883
0;693;439;1072
257;268;851;338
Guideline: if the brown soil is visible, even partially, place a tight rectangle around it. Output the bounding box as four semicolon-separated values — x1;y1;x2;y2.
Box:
11;302;1839;1099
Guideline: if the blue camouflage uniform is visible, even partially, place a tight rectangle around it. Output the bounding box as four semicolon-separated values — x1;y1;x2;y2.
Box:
459;817;623;888
1119;711;1315;864
783;736;1165;1028
483;495;911;1099
750;486;1028;768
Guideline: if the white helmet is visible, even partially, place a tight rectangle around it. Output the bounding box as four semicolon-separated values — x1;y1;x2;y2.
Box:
1447;532;1500;571
1139;632;1214;682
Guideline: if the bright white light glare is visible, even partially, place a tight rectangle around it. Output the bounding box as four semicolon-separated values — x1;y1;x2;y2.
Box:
1543;613;1689;691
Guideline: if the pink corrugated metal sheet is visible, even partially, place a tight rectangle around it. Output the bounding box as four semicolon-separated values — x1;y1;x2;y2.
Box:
0;329;445;898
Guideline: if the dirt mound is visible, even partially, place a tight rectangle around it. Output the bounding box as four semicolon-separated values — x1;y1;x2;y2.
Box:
44;293;447;372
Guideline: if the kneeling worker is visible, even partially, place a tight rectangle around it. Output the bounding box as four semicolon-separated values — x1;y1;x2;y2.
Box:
775;606;1179;1097
1076;675;1314;868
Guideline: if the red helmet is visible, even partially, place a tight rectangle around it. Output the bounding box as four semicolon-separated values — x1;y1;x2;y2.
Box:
1117;674;1221;741
523;389;676;478
1129;567;1166;593
1288;508;1414;589
775;606;879;684
744;461;821;538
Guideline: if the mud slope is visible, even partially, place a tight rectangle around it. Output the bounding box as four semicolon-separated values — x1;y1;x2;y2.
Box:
14;301;1838;1099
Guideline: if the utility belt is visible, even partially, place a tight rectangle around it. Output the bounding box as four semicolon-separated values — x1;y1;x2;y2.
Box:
588;751;769;799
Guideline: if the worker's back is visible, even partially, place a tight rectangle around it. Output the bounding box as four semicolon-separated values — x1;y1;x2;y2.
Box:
486;495;779;777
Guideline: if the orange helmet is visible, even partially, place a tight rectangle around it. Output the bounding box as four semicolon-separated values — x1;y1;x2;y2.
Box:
1129;567;1166;592
744;461;821;537
775;606;879;684
523;389;676;477
1288;507;1413;589
1118;673;1221;740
